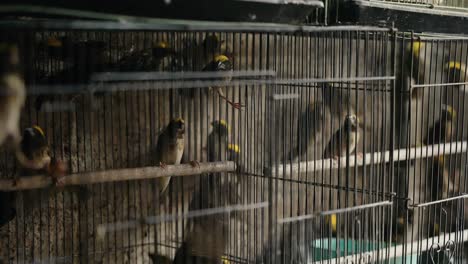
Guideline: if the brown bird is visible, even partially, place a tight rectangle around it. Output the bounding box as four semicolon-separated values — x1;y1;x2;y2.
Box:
323;114;360;160
154;118;186;196
154;118;198;196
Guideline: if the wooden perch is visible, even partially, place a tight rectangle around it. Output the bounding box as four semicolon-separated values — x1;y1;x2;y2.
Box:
0;161;236;191
268;141;468;177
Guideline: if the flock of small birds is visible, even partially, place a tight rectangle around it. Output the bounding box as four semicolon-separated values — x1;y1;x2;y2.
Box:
1;36;468;263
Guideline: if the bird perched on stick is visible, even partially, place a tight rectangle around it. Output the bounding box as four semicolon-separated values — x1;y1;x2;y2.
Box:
18;126;67;184
154;118;198;196
227;143;243;173
404;40;427;100
0;126;67;228
208;120;231;162
446;61;468;93
287;100;327;162
116;41;177;72
202;55;243;110
423;104;456;146
323;114;361;161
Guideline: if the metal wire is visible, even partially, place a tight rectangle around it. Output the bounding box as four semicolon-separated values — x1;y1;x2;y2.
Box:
0;24;467;264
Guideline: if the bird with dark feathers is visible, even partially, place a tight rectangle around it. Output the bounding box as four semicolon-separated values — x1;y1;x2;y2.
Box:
202;55;243;109
172;215;227;264
208;120;230;162
227;143;243;173
207;119;233;193
403;40;426;100
182;34;228;70
0;43;49;170
148;253;172;264
0;126;67;228
35;37;108;111
172;181;230;264
447;61;468;93
287;100;327;162
116;41;177;72
321;82;355;120
423;104;456;145
430;155;453;202
171;121;236;264
323;114;360;160
18;126;67;185
154;118;186;197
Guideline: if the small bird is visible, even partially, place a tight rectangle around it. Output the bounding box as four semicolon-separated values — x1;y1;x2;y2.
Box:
404;40;426;100
172;202;229;264
202;55;243;110
323;114;360;160
227;143;244;176
287;100;327;161
148;253;172;264
208;120;230;162
116;41;176;72
321;82;354;121
430;155;451;201
446;61;468;93
152;41;179;71
0;126;67;228
181;34;228;70
325;214;338;236
154;118;185;196
18;126;67;184
423;104;456;145
154;118;198;196
35;37;108;111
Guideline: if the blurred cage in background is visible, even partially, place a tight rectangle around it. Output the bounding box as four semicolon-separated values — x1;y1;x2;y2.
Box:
372;0;468;8
0;4;467;264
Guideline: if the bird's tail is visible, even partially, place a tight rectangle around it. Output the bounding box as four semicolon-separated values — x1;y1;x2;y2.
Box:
158;176;171;197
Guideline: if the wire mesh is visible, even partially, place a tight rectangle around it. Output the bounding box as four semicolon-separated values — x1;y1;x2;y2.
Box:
0;20;466;264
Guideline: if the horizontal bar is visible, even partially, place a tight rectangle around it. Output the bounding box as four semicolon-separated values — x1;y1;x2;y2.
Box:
411;81;468;88
25;75;395;95
309;229;468;264
409;193;468;208
0;161;236;191
269;141;467;177
358;0;468;18
272;93;300;100
236;0;324;7
90;70;277;82
0;6;394;32
277;200;392;224
96;201;268;237
320;200;393;216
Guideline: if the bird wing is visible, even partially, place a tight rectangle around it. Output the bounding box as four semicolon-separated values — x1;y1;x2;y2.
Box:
153;131;166;164
323;129;342;158
290;102;326;160
424;121;441;145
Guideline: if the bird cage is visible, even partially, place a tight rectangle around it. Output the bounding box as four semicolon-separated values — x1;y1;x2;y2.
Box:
0;2;467;264
338;0;468;34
